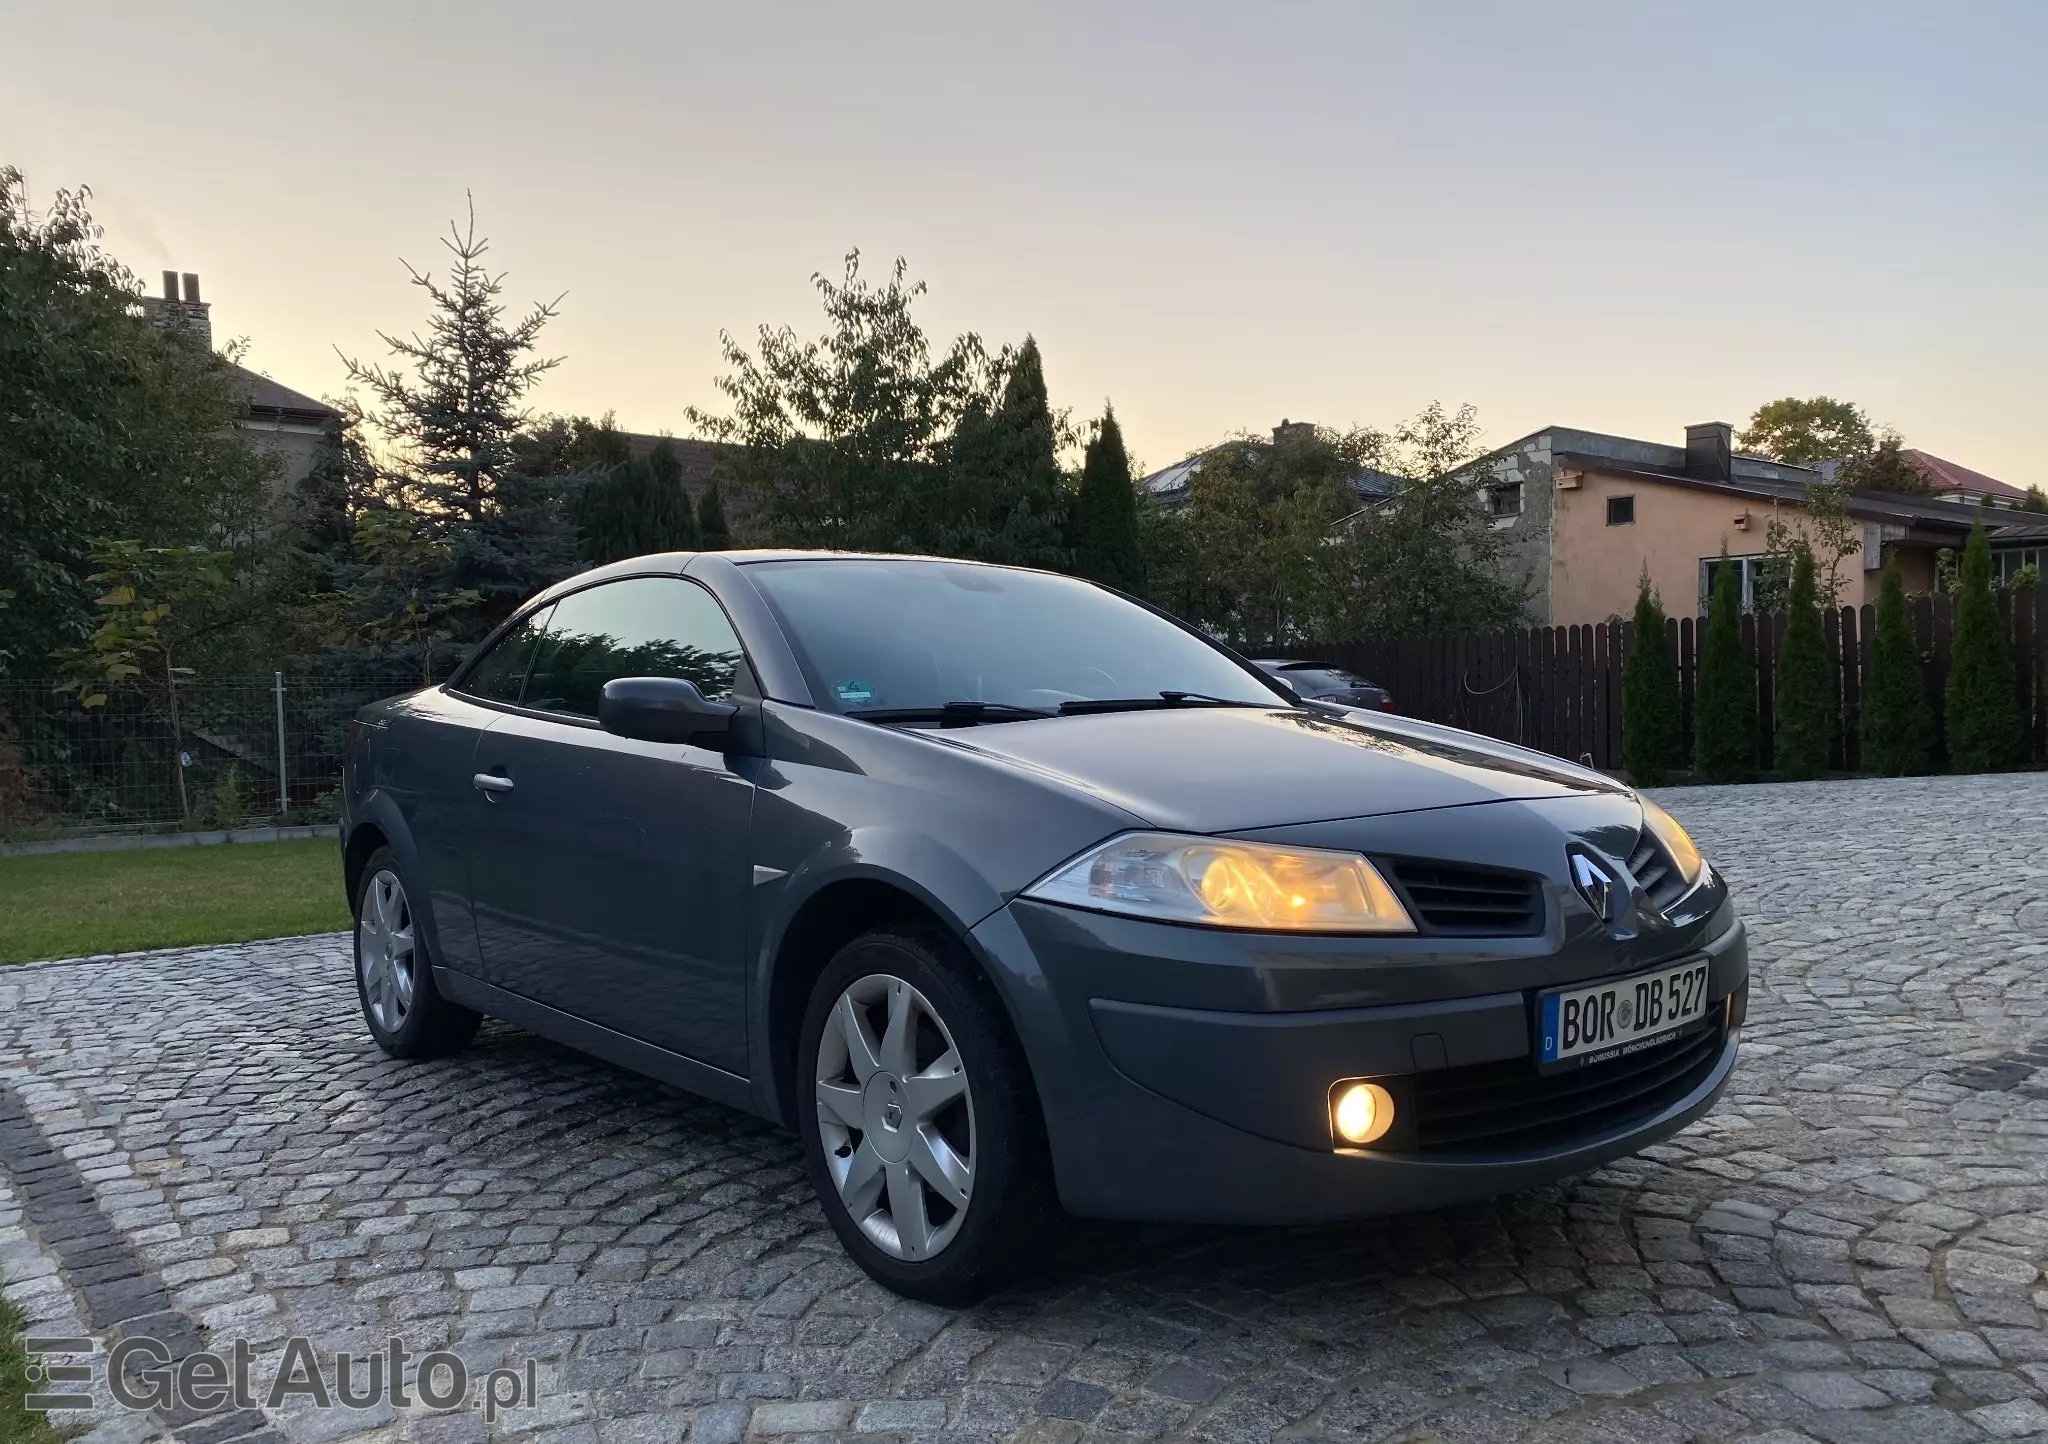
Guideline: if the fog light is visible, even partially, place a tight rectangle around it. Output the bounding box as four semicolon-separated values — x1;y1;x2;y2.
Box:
1331;1081;1395;1146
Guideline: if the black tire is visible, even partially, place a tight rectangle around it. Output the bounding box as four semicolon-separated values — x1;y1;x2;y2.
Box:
796;923;1057;1303
351;846;482;1060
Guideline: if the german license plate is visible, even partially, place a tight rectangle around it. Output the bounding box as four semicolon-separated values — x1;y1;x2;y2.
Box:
1538;959;1711;1071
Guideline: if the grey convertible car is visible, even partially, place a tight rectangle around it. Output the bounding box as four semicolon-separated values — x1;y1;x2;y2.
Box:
341;551;1746;1301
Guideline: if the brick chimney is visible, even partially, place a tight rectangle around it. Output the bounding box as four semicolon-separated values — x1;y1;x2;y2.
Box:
1684;421;1733;482
1272;418;1316;447
141;269;213;350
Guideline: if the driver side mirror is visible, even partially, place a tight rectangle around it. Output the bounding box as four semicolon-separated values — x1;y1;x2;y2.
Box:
599;676;739;748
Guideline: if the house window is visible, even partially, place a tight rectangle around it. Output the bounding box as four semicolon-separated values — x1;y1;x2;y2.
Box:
1997;547;2045;585
1606;495;1635;526
1698;554;1783;614
1485;482;1523;517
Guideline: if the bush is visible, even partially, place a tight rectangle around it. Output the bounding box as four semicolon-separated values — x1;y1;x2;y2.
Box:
1693;554;1756;781
1860;556;1930;776
1620;575;1680;785
1772;546;1835;780
1944;520;2023;772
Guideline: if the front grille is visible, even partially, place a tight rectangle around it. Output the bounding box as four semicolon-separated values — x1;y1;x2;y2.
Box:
1627;830;1690;911
1404;1021;1723;1155
1384;859;1543;937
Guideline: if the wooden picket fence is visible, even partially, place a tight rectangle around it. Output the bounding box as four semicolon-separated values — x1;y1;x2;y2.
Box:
1273;587;2048;774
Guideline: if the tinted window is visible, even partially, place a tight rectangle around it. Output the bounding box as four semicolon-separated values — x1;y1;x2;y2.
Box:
524;578;746;719
455;604;554;704
748;559;1281;714
1279;667;1375;695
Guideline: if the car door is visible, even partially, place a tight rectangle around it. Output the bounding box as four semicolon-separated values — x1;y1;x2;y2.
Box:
463;575;756;1073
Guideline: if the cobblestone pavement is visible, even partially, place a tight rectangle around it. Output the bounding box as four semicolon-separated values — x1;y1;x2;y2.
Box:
5;774;2048;1444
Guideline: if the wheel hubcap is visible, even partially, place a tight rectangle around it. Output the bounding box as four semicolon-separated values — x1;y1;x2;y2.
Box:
814;974;974;1261
356;868;417;1034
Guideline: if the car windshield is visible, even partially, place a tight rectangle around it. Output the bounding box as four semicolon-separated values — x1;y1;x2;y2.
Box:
748;559;1284;716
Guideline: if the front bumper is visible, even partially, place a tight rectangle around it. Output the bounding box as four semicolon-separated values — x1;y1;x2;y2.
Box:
970;898;1747;1225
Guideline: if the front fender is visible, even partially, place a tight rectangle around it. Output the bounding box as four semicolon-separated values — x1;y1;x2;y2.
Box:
746;824;1014;1122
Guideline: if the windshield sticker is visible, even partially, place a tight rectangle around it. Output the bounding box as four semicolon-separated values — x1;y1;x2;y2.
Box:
833;679;876;707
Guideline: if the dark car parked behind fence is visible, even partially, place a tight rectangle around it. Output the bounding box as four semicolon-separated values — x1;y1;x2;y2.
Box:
341;551;1747;1301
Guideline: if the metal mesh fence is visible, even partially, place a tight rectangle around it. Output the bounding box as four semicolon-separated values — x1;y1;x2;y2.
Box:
0;675;417;840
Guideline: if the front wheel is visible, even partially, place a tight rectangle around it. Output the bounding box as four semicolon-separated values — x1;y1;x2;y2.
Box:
352;847;481;1059
797;925;1055;1303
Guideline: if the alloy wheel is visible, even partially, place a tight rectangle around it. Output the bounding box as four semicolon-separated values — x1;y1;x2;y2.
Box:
814;973;975;1260
357;868;418;1034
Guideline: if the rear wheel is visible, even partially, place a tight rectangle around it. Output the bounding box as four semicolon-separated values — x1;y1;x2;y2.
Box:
352;847;481;1059
797;924;1055;1303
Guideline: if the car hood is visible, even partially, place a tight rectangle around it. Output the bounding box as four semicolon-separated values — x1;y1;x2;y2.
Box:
908;705;1627;833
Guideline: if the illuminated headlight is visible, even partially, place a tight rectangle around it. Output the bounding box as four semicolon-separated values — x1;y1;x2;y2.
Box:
1023;832;1415;934
1640;799;1707;889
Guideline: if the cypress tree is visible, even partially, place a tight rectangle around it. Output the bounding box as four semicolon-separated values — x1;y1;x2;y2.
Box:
1945;518;2023;772
947;337;1067;568
1860;555;1930;776
1072;404;1144;592
1693;552;1756;781
573;440;698;564
1620;573;1680;786
1772;546;1835;779
697;480;733;550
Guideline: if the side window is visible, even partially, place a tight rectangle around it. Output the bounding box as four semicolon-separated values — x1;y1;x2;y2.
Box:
524;577;747;719
454;604;554;704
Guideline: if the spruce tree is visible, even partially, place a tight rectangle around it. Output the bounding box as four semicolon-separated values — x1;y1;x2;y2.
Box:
1944;518;2023;772
1772;545;1835;779
1693;553;1757;781
697;480;733;549
1620;573;1680;786
339;205;576;650
1071;404;1144;592
1860;555;1930;776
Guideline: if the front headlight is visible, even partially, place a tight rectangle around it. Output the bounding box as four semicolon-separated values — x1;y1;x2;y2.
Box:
1022;831;1416;933
1640;799;1707;888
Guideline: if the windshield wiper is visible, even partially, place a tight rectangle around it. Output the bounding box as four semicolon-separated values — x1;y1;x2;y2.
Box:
1056;691;1263;716
851;701;1054;727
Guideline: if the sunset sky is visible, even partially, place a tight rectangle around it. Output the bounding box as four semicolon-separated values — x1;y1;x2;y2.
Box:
4;1;2043;483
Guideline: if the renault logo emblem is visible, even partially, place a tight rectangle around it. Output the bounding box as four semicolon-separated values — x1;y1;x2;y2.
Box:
1571;853;1617;923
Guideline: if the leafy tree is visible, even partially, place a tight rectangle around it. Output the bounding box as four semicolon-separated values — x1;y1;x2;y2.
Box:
54;541;229;819
1759;477;1860;609
0;167;274;677
689;251;993;553
1860;555;1930;776
1620;572;1681;786
2021;485;2048;515
334;205;579;666
942;336;1068;568
1071;404;1143;592
1835;431;1933;497
1143;403;1526;643
1944;519;2023;772
1772;546;1835;780
697;481;734;549
1315;403;1529;639
1738;396;1875;467
1693;553;1756;781
574;439;699;564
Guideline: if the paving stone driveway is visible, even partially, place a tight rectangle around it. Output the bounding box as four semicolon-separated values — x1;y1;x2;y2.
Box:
5;774;2048;1444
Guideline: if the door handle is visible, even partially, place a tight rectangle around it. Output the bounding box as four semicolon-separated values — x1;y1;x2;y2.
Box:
472;772;515;794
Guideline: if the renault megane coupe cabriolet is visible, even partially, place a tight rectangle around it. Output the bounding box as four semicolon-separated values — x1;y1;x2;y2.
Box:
341;550;1746;1302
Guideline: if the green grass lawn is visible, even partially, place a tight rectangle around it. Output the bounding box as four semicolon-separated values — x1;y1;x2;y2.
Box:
0;839;349;965
1;1297;70;1444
